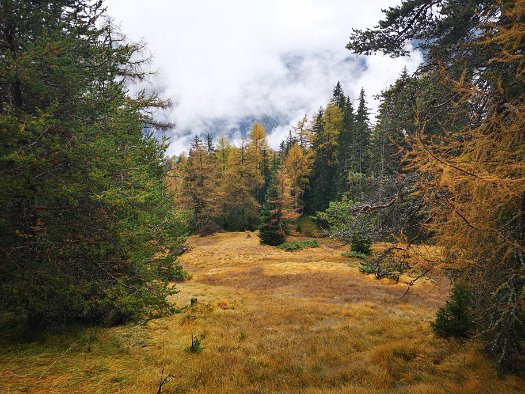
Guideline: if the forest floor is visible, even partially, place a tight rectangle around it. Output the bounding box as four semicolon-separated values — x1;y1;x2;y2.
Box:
1;232;525;393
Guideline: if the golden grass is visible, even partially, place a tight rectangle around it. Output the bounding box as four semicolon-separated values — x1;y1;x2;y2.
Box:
1;232;524;393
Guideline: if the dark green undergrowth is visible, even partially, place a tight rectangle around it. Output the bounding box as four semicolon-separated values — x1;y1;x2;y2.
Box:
278;240;319;252
342;250;369;259
432;282;474;339
357;248;410;283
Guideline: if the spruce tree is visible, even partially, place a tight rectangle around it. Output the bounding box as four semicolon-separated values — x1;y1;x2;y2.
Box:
0;1;187;328
353;88;371;175
332;81;346;109
337;96;355;196
259;162;287;246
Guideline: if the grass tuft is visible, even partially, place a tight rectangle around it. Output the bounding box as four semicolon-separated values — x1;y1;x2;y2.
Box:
342;250;369;259
277;240;319;252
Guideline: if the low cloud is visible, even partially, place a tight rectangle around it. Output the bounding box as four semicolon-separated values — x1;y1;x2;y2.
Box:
106;0;422;155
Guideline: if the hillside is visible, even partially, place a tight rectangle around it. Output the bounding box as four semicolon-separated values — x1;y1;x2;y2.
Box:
1;232;524;393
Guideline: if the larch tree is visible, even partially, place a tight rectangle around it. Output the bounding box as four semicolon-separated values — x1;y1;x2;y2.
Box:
219;145;260;231
183;136;220;233
283;143;312;214
347;0;525;370
246;123;270;204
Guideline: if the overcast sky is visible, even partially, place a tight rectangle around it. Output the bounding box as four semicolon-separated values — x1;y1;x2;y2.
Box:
105;0;422;155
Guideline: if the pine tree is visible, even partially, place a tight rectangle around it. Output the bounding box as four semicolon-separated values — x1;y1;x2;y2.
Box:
369;68;417;176
305;103;342;213
332;81;346;109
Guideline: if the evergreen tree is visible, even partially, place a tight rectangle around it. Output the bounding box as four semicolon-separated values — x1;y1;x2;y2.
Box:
336;96;355;196
259;162;287;246
369;68;417;176
206;133;215;153
0;1;187;328
305;103;342;213
353;88;371;175
332;81;347;110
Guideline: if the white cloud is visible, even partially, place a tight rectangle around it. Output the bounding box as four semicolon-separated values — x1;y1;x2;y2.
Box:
106;0;422;154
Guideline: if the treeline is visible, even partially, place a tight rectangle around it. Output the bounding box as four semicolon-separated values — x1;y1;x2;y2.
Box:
168;76;414;233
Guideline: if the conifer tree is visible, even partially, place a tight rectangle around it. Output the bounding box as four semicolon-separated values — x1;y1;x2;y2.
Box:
369;69;417;176
347;0;525;370
0;0;187;327
305;103;342;213
283;143;312;214
332;81;347;109
246;123;270;204
220;146;260;231
292;115;311;151
353;88;371;175
184;136;220;233
337;96;355;196
259;161;288;246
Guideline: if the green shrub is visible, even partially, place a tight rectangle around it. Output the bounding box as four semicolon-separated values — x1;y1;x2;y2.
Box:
278;240;319;252
357;250;410;283
351;237;372;255
359;261;377;275
432;282;473;339
342;250;369;259
296;215;321;237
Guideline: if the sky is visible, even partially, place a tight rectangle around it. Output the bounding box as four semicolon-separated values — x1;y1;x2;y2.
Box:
105;0;422;155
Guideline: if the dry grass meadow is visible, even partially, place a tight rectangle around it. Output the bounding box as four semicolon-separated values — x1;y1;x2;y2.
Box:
1;232;524;393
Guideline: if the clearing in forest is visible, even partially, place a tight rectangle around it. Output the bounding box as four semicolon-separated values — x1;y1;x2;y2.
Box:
1;232;524;393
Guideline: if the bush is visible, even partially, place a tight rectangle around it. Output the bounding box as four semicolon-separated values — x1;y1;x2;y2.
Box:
296;215;321;237
278;240;319;252
196;221;221;236
432;282;473;339
359;261;377;275
351;237;372;255
357;248;410;283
